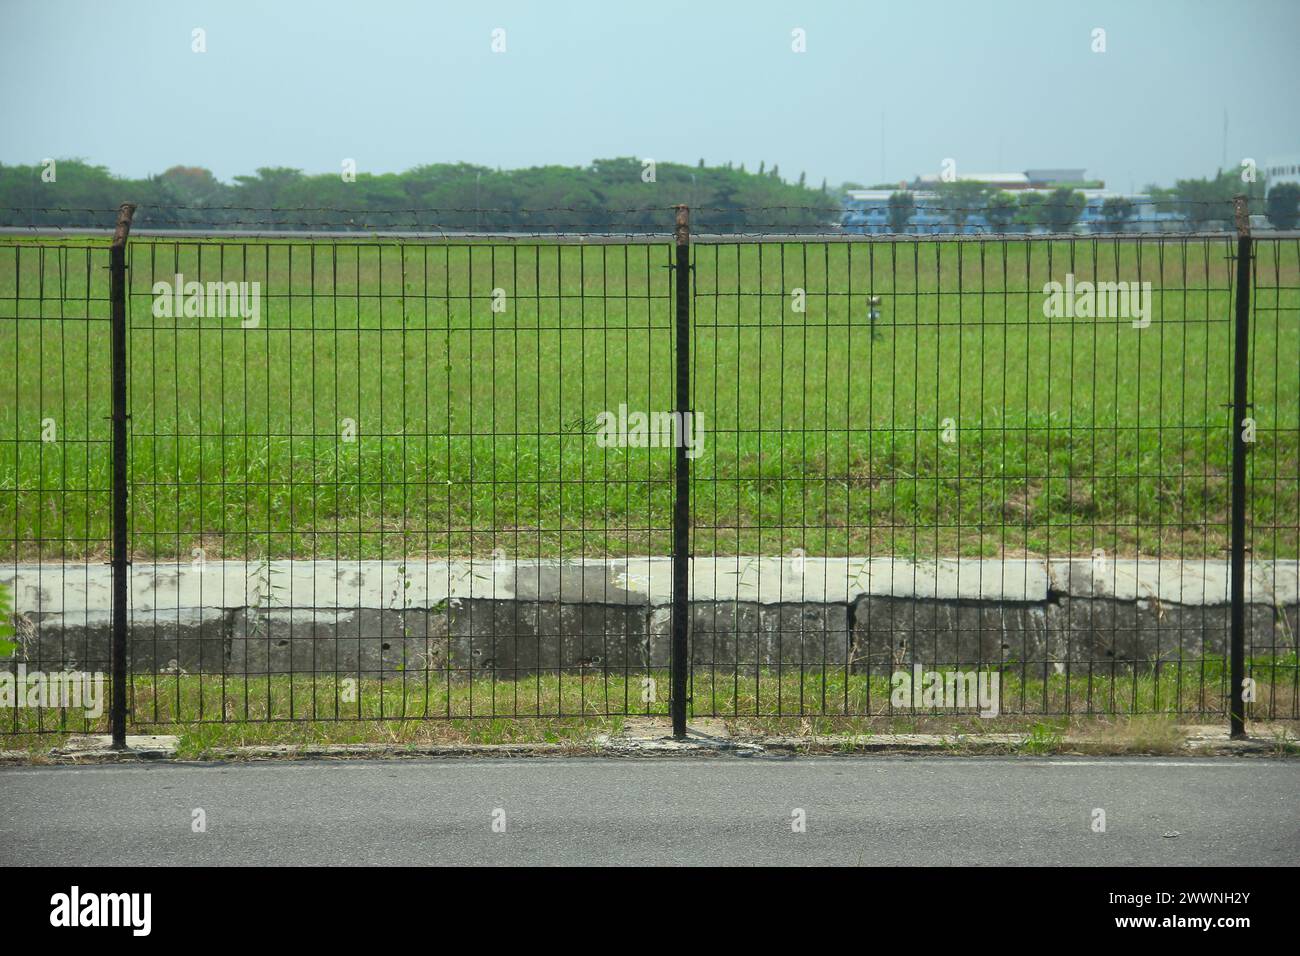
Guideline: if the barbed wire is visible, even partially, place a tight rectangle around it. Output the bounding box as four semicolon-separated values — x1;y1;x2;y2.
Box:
0;197;1282;239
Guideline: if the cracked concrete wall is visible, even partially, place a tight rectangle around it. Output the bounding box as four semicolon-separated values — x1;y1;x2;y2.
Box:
3;559;1296;677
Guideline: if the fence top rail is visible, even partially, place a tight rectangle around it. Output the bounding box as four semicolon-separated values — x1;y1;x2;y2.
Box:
2;226;1295;243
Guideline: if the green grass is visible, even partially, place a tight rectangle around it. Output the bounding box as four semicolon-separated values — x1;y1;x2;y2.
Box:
5;655;1295;740
2;235;1297;562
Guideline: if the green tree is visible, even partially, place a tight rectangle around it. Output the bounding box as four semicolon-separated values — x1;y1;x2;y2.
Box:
1145;182;1175;214
1015;192;1046;229
157;166;226;204
887;191;916;233
1043;187;1086;233
1100;196;1136;233
984;191;1017;233
1170;172;1235;228
0;157;836;233
931;180;987;231
230;167;306;207
1265;183;1300;229
1161;170;1263;229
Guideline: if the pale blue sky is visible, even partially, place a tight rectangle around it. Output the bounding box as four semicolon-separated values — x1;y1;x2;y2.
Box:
1;0;1296;190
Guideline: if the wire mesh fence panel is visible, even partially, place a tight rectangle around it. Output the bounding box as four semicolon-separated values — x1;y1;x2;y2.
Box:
1;240;115;734
1;222;1297;734
118;238;679;725
688;235;1299;722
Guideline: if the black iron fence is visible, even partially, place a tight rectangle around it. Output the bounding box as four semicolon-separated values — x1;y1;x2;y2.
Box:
2;202;1296;738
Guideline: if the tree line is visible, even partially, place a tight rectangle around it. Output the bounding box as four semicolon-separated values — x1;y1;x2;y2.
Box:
2;158;1297;232
0;158;838;232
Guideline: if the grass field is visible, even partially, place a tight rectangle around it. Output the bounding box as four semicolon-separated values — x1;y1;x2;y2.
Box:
4;658;1297;749
2;235;1297;562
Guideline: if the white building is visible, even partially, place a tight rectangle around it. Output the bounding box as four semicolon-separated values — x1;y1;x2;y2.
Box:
913;172;1031;189
1263;155;1300;189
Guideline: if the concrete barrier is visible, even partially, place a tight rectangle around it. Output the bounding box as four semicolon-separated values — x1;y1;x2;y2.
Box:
2;558;1296;677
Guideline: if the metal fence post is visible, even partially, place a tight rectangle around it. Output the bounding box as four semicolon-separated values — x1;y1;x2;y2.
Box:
109;202;136;749
1229;195;1252;740
671;204;691;738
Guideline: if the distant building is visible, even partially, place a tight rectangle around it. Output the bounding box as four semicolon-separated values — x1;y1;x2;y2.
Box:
1262;155;1300;189
913;171;1032;190
907;169;1103;191
1024;169;1090;187
1075;191;1186;233
841;168;1185;235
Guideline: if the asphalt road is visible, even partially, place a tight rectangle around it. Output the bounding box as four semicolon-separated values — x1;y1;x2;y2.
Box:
2;756;1296;866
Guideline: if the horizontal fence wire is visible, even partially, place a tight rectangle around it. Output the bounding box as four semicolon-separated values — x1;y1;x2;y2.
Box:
0;210;1296;733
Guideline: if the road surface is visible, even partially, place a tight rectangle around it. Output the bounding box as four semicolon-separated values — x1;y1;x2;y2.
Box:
3;756;1296;866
